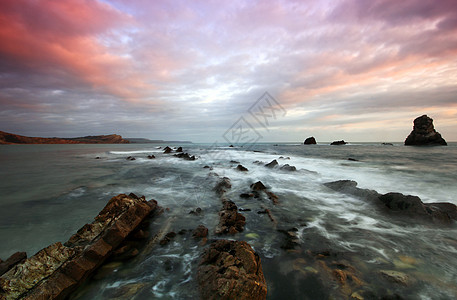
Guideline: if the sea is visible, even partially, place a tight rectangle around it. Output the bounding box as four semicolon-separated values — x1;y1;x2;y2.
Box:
1;142;456;299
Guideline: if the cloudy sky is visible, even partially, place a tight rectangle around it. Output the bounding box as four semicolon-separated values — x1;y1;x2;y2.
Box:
1;0;456;142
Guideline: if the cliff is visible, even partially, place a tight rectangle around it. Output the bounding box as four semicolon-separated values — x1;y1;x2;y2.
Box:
0;131;129;144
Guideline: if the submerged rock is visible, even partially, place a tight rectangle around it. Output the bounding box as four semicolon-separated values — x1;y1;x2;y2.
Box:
280;164;297;171
405;115;447;146
147;155;155;159
214;177;231;196
198;240;267;300
304;137;317;145
331;140;347;145
193;225;209;239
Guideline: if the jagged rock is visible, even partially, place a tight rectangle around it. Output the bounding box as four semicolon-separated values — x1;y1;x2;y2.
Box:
236;164;248;172
405;115;447;146
214;177;231;196
265;159;278;168
147;155;155;159
176;147;183;152
280;164;296;171
174;152;196;160
163;146;172;153
304;137;317;144
215;201;246;234
198;240;267;300
251;181;266;191
331;140;347;145
0;252;27;276
0;194;156;300
193;225;209;239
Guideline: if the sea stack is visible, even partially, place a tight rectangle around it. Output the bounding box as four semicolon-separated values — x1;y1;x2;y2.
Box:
304;137;317;144
404;115;447;146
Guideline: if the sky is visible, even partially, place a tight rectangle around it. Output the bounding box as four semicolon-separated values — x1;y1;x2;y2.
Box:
0;0;456;143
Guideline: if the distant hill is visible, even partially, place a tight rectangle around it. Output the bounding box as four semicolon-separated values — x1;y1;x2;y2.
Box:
126;138;192;144
0;131;130;144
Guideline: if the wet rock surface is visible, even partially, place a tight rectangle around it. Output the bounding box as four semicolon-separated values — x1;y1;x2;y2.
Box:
0;194;157;300
236;164;249;171
325;180;457;225
216;200;246;234
198;240;267;300
0;252;27;276
405;115;447;146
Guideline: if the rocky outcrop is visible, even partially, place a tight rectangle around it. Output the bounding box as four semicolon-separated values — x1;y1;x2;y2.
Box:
265;160;278;168
331;140;347;145
0;194;157;300
198;240;267;300
0;252;27;276
325;180;457;225
236;164;249;172
304;137;317;144
0;131;129;144
404;115;447;146
216;200;246;235
173;152;196;160
163;146;173;153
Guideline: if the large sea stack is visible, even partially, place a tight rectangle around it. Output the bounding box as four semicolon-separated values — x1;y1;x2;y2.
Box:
404;115;447;146
304;136;317;144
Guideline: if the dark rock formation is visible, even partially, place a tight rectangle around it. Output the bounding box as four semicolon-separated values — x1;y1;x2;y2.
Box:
331;140;347;145
215;200;246;234
176;147;183;152
126;156;136;161
405;115;447;146
174;152;196;160
163;146;173;153
278;228;300;250
0;252;27;276
193;225;209;239
250;181;266;191
0;194;157;299
265;159;278;168
198;240;267;300
214;177;232;196
236;164;249;172
159;232;177;246
325;180;457;225
147;155;155;159
304;137;317;145
0;131;129;145
280;164;297;171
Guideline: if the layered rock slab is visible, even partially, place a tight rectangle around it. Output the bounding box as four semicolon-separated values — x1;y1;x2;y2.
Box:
0;194;157;300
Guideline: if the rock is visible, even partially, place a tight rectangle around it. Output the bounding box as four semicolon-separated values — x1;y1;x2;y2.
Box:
0;252;27;276
405;115;447;146
95;156;101;159
203;165;211;169
239;208;251;212
278;228;300;250
147;155;155;159
126;156;136;161
347;158;359;162
331;140;347;145
280;164;296;171
174;152;196;160
240;193;254;198
266;191;279;205
214;177;231;196
163;146;172;153
236;164;249;172
230;160;240;164
382;143;394;146
265;159;278;168
380;270;409;286
159;232;177;246
0;194;156;300
193;225;209;239
326;180;457;225
198;240;267;300
250;181;266;191
176;147;183;152
229;145;234;147
304;137;317;144
189;207;202;215
215;201;246;235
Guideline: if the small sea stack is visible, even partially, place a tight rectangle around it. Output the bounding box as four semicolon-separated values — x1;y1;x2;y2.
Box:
331;140;347;145
304;136;317;145
404;115;447;146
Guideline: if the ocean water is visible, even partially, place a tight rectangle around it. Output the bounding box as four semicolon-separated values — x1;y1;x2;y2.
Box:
1;143;457;299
